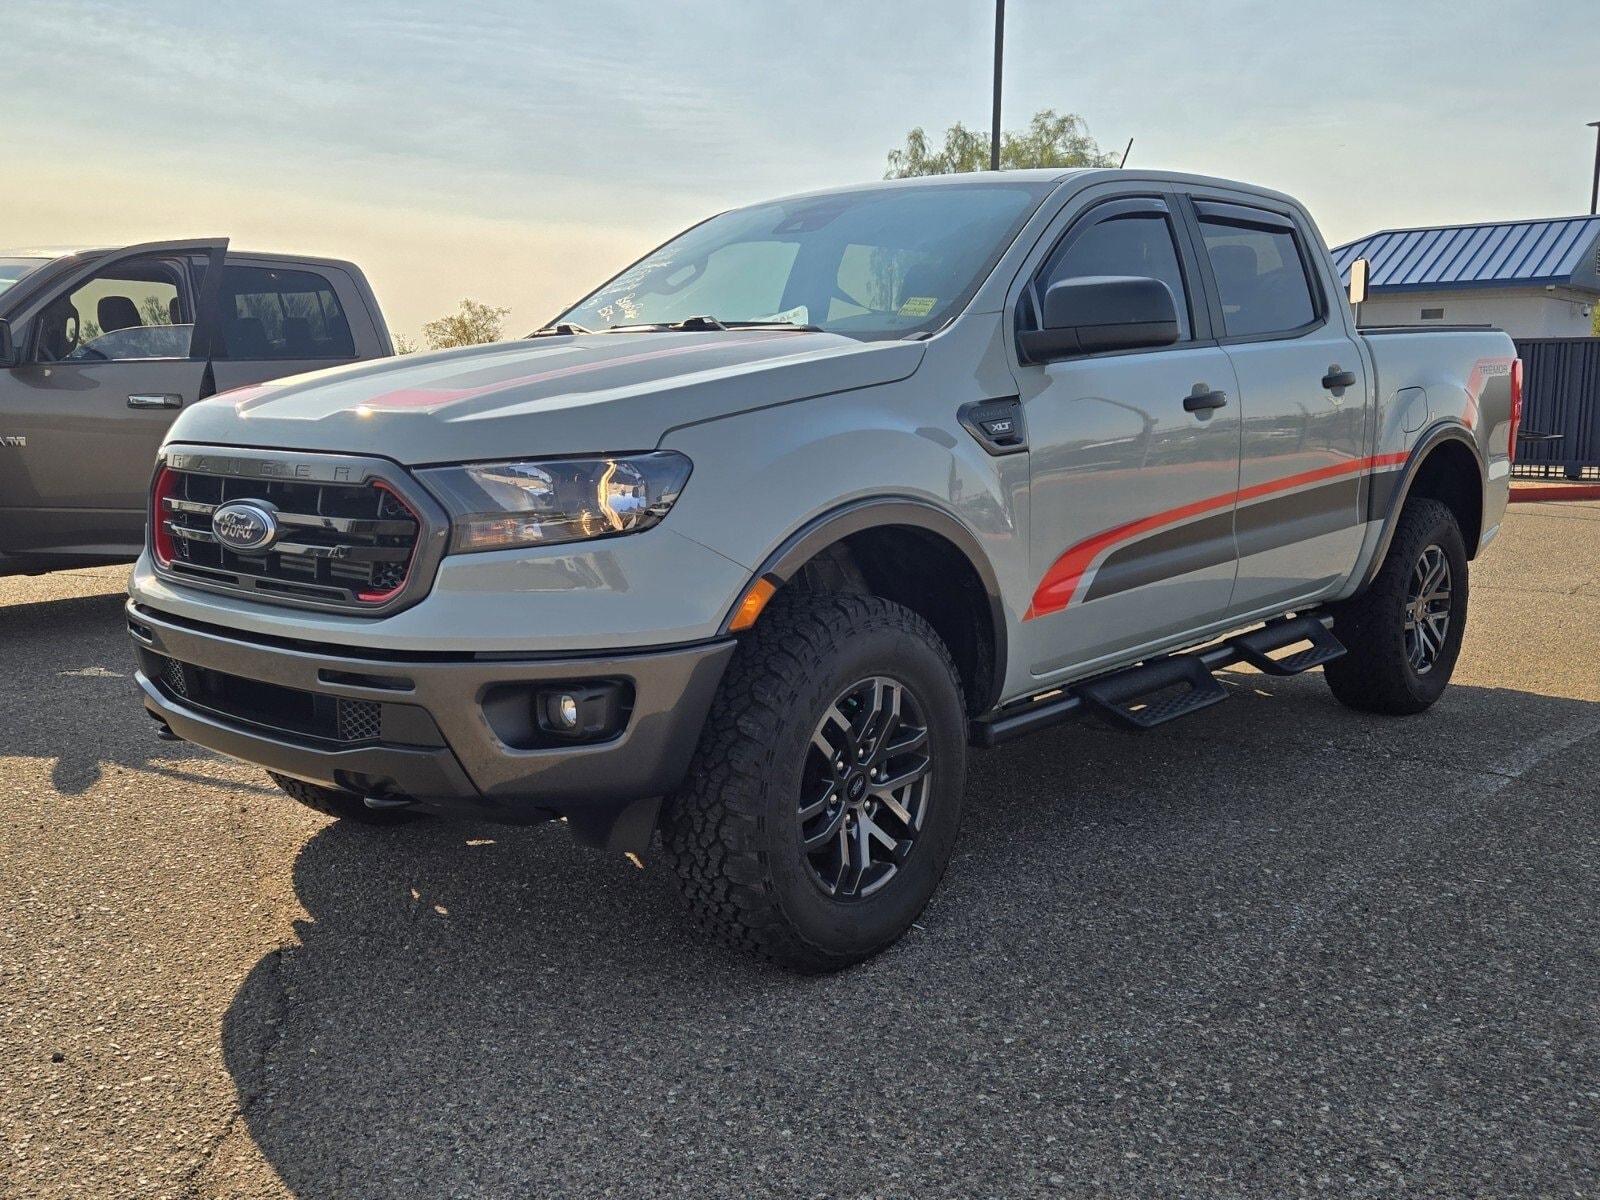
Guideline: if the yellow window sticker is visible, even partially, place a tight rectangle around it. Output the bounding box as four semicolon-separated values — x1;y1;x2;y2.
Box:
898;296;937;318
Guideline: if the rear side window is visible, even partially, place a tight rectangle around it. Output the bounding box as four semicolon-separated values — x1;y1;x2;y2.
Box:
213;265;355;360
1036;210;1192;341
1197;216;1317;338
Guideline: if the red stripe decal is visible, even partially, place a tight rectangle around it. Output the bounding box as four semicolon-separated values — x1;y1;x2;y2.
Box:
1024;453;1409;621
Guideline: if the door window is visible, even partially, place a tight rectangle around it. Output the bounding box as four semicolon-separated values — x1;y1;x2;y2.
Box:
1197;216;1317;338
1035;209;1193;341
212;265;355;360
32;260;190;362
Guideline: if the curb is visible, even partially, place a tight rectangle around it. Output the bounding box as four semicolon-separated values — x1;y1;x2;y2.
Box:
1509;484;1600;503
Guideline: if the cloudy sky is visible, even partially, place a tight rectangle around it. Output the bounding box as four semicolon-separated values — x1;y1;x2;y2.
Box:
9;0;1597;339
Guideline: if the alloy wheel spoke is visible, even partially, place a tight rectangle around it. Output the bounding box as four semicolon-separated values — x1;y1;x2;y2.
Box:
860;812;900;854
841;818;872;896
875;791;914;826
870;756;931;797
798;781;838;823
803;802;847;851
880;722;928;759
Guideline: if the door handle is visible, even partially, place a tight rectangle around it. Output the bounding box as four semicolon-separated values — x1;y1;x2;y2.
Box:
1183;388;1229;413
128;393;183;410
1322;367;1357;391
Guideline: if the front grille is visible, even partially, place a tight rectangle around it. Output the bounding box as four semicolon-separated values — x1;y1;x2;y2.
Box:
161;656;190;699
148;653;386;745
157;468;422;609
337;699;383;742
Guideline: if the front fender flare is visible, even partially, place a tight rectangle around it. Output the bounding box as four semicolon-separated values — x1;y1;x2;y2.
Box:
717;496;1009;711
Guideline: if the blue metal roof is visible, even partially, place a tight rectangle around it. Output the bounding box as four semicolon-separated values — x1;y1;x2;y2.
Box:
1332;216;1600;295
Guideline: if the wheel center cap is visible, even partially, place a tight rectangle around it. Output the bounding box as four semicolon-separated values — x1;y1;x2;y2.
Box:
846;773;868;803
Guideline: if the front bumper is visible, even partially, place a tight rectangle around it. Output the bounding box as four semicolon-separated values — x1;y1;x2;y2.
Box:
129;601;735;845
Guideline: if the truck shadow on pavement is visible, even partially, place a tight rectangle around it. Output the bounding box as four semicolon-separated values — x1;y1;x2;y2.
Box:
0;587;276;796
219;671;1600;1199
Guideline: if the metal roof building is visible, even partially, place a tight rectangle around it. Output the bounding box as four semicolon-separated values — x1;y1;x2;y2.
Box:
1332;216;1600;338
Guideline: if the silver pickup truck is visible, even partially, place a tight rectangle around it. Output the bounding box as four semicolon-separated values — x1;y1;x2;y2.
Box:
126;170;1520;970
0;240;390;575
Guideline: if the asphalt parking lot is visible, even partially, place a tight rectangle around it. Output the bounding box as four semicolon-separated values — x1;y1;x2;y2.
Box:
2;500;1597;1199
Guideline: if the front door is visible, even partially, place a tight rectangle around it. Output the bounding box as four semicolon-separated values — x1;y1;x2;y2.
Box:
1013;196;1244;680
0;240;227;560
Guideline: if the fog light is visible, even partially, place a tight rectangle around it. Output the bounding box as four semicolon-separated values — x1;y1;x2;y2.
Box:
536;683;628;742
555;693;580;730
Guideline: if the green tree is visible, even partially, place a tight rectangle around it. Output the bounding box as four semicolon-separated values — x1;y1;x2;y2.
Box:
392;333;419;355
885;108;1119;178
421;298;511;350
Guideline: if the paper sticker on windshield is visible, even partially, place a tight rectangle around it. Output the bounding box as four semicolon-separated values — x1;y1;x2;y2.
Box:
759;305;810;326
898;296;937;318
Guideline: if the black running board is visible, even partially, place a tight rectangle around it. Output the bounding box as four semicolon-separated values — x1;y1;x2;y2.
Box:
971;614;1345;747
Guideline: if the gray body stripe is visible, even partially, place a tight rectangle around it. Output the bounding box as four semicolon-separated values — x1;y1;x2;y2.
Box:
1081;475;1366;604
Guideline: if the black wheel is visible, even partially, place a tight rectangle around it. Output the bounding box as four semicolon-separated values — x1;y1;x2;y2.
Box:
267;772;419;826
1323;497;1469;715
660;591;967;972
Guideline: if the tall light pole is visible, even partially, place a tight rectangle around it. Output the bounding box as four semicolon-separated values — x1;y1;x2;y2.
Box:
990;0;1005;171
1589;120;1600;215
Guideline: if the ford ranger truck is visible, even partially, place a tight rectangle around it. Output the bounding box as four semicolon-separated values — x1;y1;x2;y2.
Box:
0;240;392;576
127;171;1519;971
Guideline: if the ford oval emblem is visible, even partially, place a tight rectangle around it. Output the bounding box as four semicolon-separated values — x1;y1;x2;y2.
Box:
211;501;280;554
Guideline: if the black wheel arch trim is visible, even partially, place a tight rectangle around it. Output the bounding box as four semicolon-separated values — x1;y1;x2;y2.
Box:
718;497;1009;712
1359;421;1486;590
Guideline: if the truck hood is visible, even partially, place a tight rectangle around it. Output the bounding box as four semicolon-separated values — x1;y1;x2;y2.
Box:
167;331;925;464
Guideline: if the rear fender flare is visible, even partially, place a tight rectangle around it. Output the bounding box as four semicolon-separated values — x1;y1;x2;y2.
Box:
1360;421;1485;589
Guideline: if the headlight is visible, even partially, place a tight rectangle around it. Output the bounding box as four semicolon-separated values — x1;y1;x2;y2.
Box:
419;452;692;553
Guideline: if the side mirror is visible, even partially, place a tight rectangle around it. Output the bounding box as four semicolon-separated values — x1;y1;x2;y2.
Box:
1348;257;1370;307
0;319;16;368
1018;276;1180;364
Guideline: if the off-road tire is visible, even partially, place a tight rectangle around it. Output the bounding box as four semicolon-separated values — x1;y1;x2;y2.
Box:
267;772;418;825
1323;497;1469;715
660;592;967;972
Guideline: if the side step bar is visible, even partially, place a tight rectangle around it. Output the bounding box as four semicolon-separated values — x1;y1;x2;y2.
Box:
971;614;1345;748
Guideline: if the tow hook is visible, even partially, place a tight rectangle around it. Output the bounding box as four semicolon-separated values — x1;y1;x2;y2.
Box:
148;714;183;743
362;792;416;812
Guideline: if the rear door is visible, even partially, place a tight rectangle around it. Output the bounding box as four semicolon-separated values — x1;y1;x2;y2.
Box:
204;258;372;395
0;239;227;559
1178;194;1371;613
1012;190;1244;679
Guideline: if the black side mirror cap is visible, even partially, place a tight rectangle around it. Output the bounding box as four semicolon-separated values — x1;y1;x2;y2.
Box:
1018;275;1180;364
0;319;16;367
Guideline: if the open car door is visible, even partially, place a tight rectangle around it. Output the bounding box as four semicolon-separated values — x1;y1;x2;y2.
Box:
0;239;227;564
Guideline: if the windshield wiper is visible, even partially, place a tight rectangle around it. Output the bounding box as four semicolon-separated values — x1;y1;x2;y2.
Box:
529;322;594;337
604;315;822;333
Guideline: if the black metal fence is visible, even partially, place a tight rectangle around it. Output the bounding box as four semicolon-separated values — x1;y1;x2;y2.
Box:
1513;337;1600;480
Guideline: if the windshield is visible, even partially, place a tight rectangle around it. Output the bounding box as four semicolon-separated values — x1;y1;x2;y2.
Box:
0;258;48;297
554;182;1052;339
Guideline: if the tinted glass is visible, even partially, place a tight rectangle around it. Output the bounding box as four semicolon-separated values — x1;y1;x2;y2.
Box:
1040;211;1191;340
1199;218;1317;337
215;265;354;360
556;182;1051;339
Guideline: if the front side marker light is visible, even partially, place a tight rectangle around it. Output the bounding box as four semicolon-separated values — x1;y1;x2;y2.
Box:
729;577;778;632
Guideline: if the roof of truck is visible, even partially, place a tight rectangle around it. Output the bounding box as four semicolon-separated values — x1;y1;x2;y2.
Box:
1332;216;1600;295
